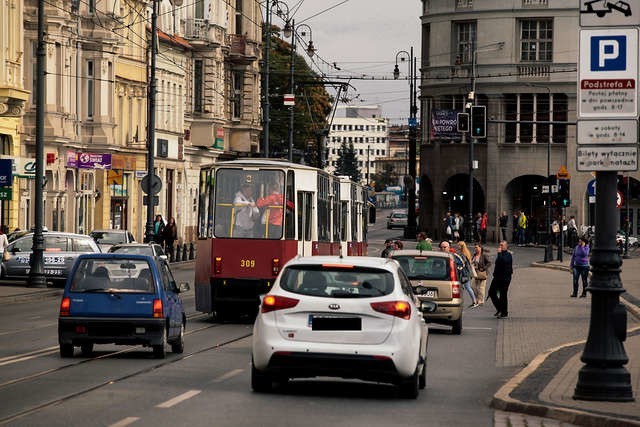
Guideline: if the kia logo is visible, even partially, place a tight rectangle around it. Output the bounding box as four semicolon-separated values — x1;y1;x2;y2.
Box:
328;304;340;310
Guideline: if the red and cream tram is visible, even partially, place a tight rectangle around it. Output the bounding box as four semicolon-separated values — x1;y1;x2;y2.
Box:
194;159;368;318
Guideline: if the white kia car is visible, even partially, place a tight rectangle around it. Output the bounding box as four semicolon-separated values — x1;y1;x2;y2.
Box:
252;256;436;398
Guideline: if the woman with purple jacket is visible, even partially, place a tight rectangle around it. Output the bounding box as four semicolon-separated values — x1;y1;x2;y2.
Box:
570;237;590;298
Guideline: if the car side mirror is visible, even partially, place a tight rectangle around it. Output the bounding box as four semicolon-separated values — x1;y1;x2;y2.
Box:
159;254;168;261
420;300;437;314
177;282;190;293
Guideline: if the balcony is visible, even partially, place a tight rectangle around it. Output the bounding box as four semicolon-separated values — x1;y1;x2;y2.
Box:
456;0;473;9
523;0;548;7
517;64;551;80
184;18;225;47
226;34;260;63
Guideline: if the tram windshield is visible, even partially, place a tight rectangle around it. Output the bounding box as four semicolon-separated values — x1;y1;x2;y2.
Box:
213;169;287;239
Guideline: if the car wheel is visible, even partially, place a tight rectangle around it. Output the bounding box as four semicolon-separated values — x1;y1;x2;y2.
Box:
451;317;462;335
419;359;427;390
170;323;185;354
398;367;419;399
60;343;74;358
153;329;167;359
81;343;94;357
251;359;273;393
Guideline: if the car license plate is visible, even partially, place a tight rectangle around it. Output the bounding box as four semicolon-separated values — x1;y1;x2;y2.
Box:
45;256;65;265
310;315;362;331
425;290;437;298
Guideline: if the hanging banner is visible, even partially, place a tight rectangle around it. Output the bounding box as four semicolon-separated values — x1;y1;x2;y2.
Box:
430;110;462;141
77;153;112;169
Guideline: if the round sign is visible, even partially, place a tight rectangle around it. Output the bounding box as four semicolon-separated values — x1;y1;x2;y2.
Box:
141;174;162;195
617;191;623;208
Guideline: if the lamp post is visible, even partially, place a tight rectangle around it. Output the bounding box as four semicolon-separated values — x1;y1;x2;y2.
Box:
284;21;314;162
144;0;158;244
394;47;417;238
28;0;47;287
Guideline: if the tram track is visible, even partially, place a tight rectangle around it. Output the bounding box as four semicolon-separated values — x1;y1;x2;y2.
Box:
0;319;253;425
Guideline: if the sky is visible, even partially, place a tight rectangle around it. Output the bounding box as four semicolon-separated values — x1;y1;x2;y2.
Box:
271;0;422;124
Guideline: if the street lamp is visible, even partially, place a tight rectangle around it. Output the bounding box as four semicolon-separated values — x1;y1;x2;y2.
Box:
283;20;315;161
393;47;417;238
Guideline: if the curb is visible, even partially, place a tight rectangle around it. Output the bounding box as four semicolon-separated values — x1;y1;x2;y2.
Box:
491;327;640;427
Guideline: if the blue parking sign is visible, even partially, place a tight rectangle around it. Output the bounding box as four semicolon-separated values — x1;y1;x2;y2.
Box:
590;36;626;71
0;159;12;187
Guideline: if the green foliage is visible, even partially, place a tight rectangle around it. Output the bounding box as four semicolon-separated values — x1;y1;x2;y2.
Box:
335;141;361;183
262;27;333;160
370;163;398;191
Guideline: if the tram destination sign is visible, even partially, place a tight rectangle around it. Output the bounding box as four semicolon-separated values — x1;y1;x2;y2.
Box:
578;28;638;117
577;119;638;144
577;145;638;171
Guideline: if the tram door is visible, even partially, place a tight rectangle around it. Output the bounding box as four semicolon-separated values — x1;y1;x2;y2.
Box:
297;192;313;256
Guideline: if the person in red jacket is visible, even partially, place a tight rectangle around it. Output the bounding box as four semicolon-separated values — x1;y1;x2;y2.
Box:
256;183;293;238
480;212;488;244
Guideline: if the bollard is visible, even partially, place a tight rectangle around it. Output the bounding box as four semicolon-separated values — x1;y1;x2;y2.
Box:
182;243;188;261
189;242;195;260
169;245;175;263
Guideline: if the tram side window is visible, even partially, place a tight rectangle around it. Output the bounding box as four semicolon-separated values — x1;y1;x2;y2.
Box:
285;171;295;239
298;192;313;241
333;181;341;242
213;168;285;239
198;168;214;238
317;175;330;242
341;201;348;242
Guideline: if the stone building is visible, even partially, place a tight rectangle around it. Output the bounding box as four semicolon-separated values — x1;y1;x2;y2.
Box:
418;1;617;242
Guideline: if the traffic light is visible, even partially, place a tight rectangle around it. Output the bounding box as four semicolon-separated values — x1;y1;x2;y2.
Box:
558;178;571;207
470;105;486;138
457;112;469;132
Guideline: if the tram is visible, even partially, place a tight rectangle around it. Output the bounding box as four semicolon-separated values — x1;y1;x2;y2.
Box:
194;159;369;318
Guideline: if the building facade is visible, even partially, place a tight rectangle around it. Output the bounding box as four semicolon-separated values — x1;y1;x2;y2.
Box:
418;1;619;243
325;106;390;185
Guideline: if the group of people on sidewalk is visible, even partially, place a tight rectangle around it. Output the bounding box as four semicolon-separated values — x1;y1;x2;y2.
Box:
152;215;178;258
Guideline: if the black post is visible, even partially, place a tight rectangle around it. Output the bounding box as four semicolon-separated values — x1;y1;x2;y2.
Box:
404;47;417;239
544;143;553;262
28;0;47;288
623;174;630;258
574;171;633;401
263;0;271;158
557;207;564;262
288;19;295;162
144;0;158;244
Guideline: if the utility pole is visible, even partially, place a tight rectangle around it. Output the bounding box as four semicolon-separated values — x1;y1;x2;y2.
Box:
263;0;271;158
288;19;295;162
144;0;158;243
28;0;47;287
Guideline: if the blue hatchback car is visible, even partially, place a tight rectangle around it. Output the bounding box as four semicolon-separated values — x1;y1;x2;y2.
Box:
58;253;189;358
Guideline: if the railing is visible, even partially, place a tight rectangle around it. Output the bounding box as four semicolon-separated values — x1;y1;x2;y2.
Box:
523;0;548;6
184;18;225;45
456;0;473;9
517;64;551;79
228;34;247;56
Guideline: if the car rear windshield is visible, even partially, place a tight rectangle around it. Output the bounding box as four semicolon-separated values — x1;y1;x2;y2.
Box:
393;255;450;280
280;265;394;298
109;246;152;256
70;259;154;293
90;232;126;245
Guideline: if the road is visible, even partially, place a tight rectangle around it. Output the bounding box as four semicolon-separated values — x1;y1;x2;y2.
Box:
0;220;582;427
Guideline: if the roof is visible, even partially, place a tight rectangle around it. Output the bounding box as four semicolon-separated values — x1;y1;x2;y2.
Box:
285;255;399;271
390;249;451;258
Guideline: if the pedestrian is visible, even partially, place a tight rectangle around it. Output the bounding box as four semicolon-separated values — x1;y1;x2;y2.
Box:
517;210;528;245
233;183;259;238
488;240;513;318
454;241;479;308
570;236;590;298
567;215;578;248
153;214;165;245
394;240;404;250
0;225;8;262
480;212;488;244
381;239;394;258
163;216;178;261
453;213;463;242
471;243;491;306
499;211;509;242
475;212;482;242
443;212;454;241
416;232;432;251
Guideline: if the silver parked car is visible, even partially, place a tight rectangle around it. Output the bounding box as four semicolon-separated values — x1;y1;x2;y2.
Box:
1;232;101;286
89;229;136;252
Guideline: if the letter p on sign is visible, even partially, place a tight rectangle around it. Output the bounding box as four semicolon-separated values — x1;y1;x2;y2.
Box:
591;36;626;71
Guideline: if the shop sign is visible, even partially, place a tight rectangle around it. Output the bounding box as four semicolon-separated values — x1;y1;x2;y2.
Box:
214;128;224;150
0;159;13;187
0;188;11;200
78;153;112;169
430;110;462;141
1;156;36;179
66;150;78;168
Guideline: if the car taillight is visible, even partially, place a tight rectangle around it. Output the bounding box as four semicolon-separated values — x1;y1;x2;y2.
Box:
214;257;222;274
448;257;457;282
261;295;299;313
370;301;411;320
272;258;280;276
452;283;461;299
152;299;163;318
60;297;70;316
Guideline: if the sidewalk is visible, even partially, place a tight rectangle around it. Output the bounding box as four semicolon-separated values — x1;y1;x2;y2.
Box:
492;257;640;426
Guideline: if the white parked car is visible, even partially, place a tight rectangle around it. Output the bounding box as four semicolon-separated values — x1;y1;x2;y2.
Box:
252;255;436;398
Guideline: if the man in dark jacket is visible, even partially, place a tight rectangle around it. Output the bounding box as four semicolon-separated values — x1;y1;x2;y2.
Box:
488;240;513;318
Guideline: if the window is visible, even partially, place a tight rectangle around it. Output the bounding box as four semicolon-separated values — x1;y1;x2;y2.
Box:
504;93;567;144
520;19;552;62
232;70;243;119
193;59;203;113
87;60;94;119
195;0;204;19
454;21;476;64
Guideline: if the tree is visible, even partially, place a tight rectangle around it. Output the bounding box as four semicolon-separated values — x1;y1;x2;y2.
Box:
262;25;333;161
370;163;398;191
335;141;361;183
